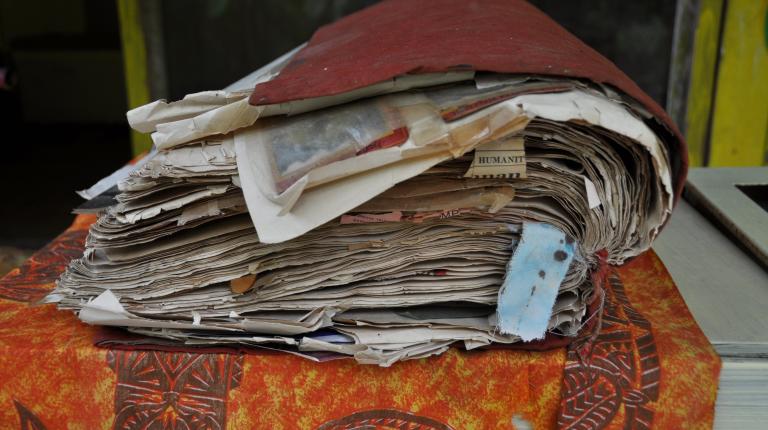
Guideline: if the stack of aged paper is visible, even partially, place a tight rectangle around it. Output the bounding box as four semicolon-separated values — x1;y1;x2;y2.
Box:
46;52;675;365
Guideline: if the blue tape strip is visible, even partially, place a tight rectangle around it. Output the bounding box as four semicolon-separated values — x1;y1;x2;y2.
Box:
497;222;575;341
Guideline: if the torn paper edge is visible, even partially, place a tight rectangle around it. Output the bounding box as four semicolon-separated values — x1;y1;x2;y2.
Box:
77;148;157;200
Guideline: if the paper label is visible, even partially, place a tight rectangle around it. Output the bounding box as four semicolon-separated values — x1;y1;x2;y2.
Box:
463;136;526;179
340;211;403;224
406;208;471;223
341;209;473;224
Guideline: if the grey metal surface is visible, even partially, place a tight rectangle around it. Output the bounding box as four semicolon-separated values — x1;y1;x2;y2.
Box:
713;358;768;429
687;167;768;267
653;199;768;358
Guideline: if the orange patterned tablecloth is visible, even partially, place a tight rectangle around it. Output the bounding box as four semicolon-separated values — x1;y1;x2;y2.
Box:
0;215;719;429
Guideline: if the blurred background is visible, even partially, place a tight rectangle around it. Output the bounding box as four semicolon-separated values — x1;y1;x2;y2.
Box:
0;0;766;274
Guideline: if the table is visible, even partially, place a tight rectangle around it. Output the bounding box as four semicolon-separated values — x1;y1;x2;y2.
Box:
0;212;720;429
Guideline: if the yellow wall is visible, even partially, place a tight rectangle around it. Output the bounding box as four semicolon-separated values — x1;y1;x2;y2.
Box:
684;0;724;167
117;0;153;155
687;0;768;166
708;0;768;166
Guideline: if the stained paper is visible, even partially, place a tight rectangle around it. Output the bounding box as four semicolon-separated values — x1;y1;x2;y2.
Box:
497;222;576;340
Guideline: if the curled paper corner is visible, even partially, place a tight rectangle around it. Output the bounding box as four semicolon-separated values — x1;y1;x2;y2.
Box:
78;289;131;325
496;222;576;341
87;289;127;314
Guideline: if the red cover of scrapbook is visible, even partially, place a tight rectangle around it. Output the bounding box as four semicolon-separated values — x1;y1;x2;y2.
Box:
248;0;687;202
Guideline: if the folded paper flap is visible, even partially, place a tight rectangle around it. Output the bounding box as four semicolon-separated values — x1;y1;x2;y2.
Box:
248;0;686;201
